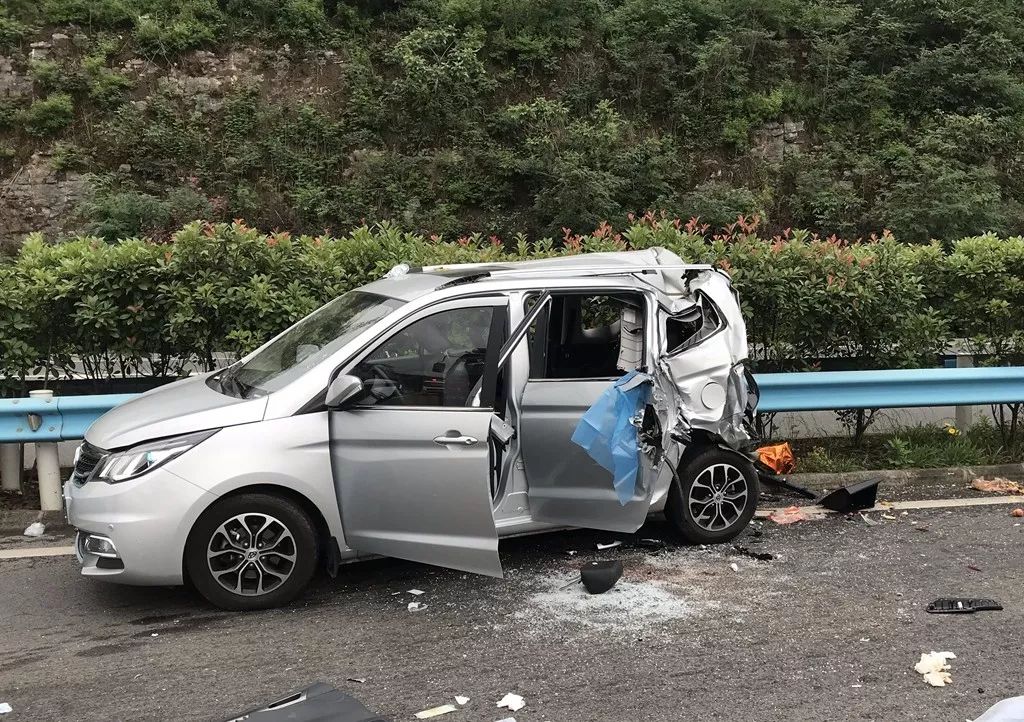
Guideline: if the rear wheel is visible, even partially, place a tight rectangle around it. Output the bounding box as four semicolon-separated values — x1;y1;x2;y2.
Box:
185;493;319;611
666;447;759;544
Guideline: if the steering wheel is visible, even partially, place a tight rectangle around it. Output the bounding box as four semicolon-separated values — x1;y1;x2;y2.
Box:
368;364;400;401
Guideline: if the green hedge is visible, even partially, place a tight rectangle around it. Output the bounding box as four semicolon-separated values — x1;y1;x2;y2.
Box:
2;219;1024;393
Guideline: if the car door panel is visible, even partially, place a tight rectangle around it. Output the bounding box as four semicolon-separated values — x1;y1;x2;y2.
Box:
519;379;654;532
327;297;507;577
329;407;501;576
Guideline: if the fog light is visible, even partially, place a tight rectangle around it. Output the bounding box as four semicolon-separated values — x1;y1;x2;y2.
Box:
83;534;119;558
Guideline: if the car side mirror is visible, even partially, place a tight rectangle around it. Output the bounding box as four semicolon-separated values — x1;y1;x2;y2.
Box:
325;374;365;409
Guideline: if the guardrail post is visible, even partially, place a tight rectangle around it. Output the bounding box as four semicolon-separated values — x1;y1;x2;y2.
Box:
955;354;975;430
28;390;62;511
0;443;21;492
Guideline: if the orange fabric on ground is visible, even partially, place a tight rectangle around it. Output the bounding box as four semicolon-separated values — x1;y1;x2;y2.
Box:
756;442;796;474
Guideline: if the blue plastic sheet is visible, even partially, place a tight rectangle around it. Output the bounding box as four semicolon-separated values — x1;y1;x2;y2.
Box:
571;371;651;506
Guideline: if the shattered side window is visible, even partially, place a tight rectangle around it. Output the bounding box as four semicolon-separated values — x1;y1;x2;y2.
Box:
666;293;724;354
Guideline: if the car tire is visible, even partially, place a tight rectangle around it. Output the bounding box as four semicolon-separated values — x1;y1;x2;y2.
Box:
666;446;759;544
185;493;319;611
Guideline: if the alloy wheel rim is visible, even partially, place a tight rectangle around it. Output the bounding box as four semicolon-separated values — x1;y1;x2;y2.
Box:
687;463;748;532
207;513;297;596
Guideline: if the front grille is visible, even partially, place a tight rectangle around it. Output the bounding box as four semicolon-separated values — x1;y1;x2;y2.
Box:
71;441;106;485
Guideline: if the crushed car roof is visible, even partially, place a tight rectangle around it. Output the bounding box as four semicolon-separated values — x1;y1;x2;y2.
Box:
363;247;715;303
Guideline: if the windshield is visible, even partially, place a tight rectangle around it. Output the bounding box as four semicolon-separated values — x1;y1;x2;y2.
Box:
214;291;405;398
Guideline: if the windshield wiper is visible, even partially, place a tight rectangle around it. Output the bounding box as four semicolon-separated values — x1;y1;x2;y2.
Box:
217;367;252;399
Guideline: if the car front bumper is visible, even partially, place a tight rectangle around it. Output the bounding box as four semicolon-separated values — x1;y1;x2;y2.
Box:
65;466;218;586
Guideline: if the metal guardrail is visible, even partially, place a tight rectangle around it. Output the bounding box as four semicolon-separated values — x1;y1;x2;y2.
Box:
0;394;138;443
755;366;1024;413
1;367;1024;444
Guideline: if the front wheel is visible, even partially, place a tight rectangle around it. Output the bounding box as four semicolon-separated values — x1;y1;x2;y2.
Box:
666;447;759;544
185;493;319;611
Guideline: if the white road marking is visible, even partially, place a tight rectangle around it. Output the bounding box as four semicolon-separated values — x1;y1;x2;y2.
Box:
0;545;75;560
756;495;1024;518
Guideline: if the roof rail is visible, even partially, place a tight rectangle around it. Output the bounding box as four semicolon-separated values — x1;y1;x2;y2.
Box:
418;262;713;277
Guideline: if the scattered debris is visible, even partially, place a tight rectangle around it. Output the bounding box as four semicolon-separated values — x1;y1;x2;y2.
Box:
581;560;623;594
408;602;428;613
495;718;517;722
818;478;880;513
226;682;383;721
1012;508;1024;518
926;598;1002;614
967;564;983;572
636;538;667;550
971;478;1023;494
860;513;879;526
23;521;45;537
454;696;469;706
346;678;366;684
768;505;813;524
0;702;11;714
729;562;739;572
596;541;622;550
733;545;773;562
881;513;897;520
851;684;862;689
407;589;425;596
150;633;159;637
565;550;578;556
415;704;458;719
914;651;956;687
973;695;1024;722
756;442;796;474
496;693;525;712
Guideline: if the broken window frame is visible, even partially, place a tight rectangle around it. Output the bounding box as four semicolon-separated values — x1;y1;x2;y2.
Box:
523;290;647;381
665;290;728;356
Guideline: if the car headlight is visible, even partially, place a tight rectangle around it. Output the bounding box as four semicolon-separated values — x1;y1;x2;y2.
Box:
94;429;218;483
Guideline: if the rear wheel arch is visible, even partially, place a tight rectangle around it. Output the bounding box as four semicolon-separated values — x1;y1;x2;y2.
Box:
666;440;759;544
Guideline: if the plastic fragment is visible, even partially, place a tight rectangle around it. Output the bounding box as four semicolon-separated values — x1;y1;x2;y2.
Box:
971;478;1023;494
408;589;425;596
881;513;897;520
973;695;1024;722
494;718;517;722
729;562;739;572
913;651;956;687
415;704;458;718
455;696;469;705
408;602;428;612
596;541;622;550
496;693;526;712
0;703;11;714
347;678;366;684
23;521;45;537
860;513;878;526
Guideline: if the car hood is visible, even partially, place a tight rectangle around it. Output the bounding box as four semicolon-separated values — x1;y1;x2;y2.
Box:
85;373;268;450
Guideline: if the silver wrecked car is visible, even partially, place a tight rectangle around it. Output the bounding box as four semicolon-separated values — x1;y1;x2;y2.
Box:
64;248;761;609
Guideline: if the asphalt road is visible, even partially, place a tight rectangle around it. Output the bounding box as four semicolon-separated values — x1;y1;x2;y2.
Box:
1;505;1022;722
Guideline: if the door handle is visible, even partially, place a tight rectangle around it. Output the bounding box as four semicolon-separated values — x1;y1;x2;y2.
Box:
433;434;479;446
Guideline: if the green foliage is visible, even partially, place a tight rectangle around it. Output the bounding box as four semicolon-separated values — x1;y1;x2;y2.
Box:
0;9;31;51
20;93;75;137
80;179;215;241
2;220;1024;390
5;0;1024;240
